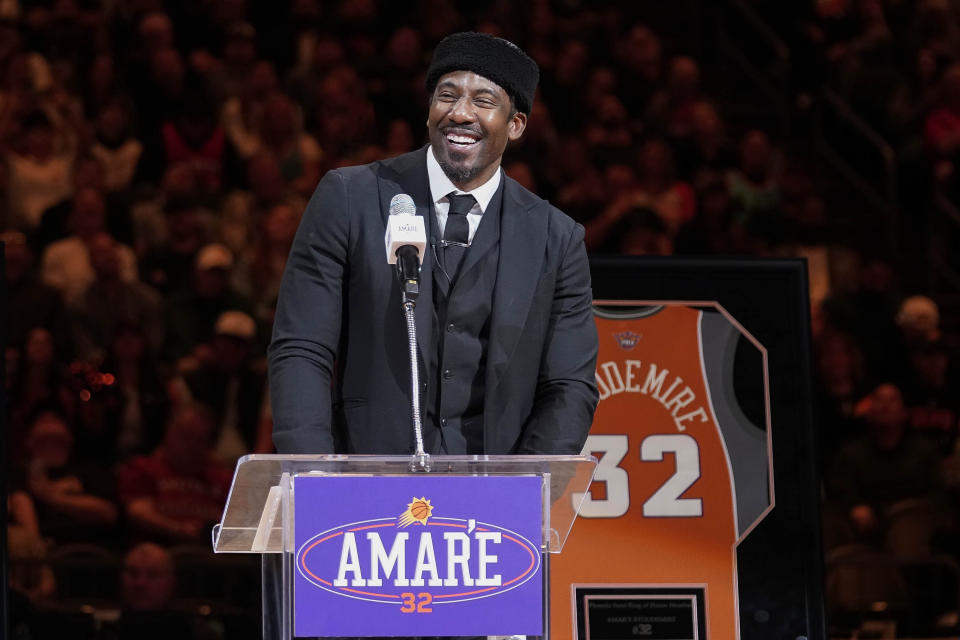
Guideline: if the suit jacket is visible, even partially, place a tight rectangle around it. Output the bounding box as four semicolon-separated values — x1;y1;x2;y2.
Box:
268;146;598;455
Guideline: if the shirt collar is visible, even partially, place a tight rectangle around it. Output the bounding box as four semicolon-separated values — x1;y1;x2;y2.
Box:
426;145;502;213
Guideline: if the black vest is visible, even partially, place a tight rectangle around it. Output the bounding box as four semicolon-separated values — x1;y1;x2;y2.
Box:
426;182;504;454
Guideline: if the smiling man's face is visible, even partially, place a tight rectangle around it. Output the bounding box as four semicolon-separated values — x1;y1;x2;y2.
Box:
427;70;527;191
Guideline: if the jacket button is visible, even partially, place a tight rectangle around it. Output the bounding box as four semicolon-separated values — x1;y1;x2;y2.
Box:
440;418;447;427
442;369;453;380
447;323;456;333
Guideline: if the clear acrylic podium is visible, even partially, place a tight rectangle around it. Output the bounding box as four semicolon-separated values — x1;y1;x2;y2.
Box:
212;454;597;639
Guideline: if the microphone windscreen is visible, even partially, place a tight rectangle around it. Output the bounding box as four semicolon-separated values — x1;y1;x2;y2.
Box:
389;193;416;216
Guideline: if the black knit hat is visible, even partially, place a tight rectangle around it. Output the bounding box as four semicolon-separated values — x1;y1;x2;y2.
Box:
426;32;539;114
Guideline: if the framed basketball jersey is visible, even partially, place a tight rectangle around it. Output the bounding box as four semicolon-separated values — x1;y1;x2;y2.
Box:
551;257;824;640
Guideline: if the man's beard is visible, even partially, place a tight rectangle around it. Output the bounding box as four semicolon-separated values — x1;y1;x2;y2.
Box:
437;154;481;186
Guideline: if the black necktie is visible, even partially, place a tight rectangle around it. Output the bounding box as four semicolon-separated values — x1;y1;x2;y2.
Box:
444;193;475;245
440;193;475;284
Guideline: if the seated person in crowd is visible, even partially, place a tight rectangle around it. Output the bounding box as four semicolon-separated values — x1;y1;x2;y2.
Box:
122;543;175;612
7;490;55;603
20;408;119;545
174;310;270;465
100;542;189;640
117;403;232;543
827;383;948;546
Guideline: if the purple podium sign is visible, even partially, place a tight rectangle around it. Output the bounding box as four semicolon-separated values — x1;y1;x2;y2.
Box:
293;474;543;637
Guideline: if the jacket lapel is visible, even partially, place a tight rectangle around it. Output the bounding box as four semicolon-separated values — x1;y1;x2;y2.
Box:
377;147;434;369
485;179;546;400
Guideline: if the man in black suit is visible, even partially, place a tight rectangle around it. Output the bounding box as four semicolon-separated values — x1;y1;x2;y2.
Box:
268;32;598;456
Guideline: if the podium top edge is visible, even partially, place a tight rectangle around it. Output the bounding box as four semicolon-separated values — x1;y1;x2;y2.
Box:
236;453;598;465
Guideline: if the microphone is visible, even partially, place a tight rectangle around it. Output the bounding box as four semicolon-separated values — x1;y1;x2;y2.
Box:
384;193;426;303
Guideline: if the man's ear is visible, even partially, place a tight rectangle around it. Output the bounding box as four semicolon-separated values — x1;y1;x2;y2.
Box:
507;112;527;141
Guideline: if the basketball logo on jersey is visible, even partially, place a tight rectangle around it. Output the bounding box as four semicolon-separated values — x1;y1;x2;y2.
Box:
613;330;642;350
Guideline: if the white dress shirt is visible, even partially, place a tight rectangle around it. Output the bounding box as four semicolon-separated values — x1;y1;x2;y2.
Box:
426;145;502;245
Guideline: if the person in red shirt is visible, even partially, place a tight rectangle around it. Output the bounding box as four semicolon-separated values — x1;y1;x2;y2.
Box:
924;63;960;182
117;403;232;543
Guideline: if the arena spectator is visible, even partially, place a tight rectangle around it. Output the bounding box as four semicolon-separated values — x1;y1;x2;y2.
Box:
726;130;782;226
175;310;270;464
674;176;738;255
505;160;537;193
376;26;427;130
673;101;737;185
247;202;299;323
100;542;194;640
7;327;74;457
257;92;323;196
163;243;252;364
90;96;144;194
540;40;590;132
21;408;120;545
126;12;181;131
97;323;170;461
217;152;304;279
903;339;959;450
39;187;139;306
614;206;674;256
584;94;635;164
895;294;943;347
888;46;946;137
384;118;416;158
924;62;960;184
508;98;559;182
908;0;960;63
814;330;869;467
208;21;259;105
121;543;175;612
584;66;618;115
2;107;77;232
826;0;894;116
646;55;704;142
586;140;694;246
284;34;346;114
69;232;164;363
828;384;948;545
822;253;907;386
220;61;279;160
312;68;371;171
117;403;232;543
138;166;213;293
152;84;237;195
6;490;55;604
614;25;663;115
2;230;66;350
85;53;122;116
33;154;135;255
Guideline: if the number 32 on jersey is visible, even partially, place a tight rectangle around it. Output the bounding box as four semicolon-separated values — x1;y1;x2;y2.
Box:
576;433;704;519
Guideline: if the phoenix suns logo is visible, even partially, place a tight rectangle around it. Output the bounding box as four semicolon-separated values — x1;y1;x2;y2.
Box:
296;496;541;611
614;330;642;351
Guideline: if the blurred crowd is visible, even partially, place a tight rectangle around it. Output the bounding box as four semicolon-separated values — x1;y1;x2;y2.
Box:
1;0;959;637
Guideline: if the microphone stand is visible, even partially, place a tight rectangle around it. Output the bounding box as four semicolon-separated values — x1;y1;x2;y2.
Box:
396;247;431;472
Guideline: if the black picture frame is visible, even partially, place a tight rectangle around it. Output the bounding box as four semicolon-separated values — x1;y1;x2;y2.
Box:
1;242;8;640
589;255;826;640
574;585;707;640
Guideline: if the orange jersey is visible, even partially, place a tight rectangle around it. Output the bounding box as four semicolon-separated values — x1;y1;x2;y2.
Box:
551;303;773;640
